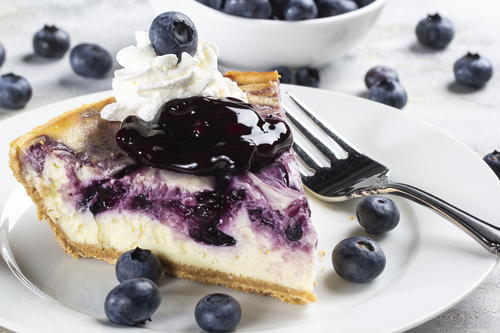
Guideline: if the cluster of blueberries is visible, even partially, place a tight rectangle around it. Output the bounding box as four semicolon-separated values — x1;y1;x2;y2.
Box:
271;13;494;111
103;195;399;331
0;26;112;109
197;0;375;20
106;247;241;332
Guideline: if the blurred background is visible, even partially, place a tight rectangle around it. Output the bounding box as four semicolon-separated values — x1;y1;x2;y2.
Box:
0;0;499;332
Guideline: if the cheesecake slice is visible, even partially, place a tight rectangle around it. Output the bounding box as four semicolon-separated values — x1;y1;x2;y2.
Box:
9;71;317;304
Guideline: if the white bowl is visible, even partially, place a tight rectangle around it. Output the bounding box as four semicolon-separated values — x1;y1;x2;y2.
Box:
150;0;386;70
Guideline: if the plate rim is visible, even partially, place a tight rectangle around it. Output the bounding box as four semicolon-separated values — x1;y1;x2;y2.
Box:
0;86;498;333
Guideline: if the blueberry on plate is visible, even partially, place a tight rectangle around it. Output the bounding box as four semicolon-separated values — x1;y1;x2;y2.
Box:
273;0;318;21
364;65;399;88
116;247;162;284
295;66;320;88
195;293;241;333
484;151;500;179
453;53;493;89
33;25;70;59
317;0;358;18
415;13;454;50
356;196;400;234
354;0;375;7
105;278;161;326
271;65;295;84
149;12;198;60
0;42;5;67
70;43;112;79
224;0;273;19
368;79;407;109
0;73;32;110
332;236;386;283
196;0;224;9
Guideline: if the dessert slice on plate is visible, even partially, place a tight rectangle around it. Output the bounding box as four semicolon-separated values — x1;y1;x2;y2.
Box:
9;14;317;305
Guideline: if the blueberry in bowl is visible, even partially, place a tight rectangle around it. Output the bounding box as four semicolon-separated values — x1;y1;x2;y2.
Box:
70;43;112;78
368;79;407;109
0;73;32;110
332;236;386;283
453;53;493;89
224;0;273;19
152;0;387;68
415;13;454;50
33;25;70;59
271;0;318;21
317;0;358;18
196;0;224;9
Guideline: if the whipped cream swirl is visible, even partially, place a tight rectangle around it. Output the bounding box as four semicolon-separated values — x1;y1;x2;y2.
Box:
101;31;247;122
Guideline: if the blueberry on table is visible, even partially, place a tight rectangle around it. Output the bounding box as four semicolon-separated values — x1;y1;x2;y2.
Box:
149;12;198;60
195;293;241;333
0;73;32;110
271;65;295;84
415;13;454;50
295;66;320;88
70;43;112;79
453;53;493;89
317;0;358;18
332;236;386;283
368;79;407;109
356;196;400;234
275;0;318;21
116;247;162;284
224;0;273;19
364;65;399;89
484;151;500;179
33;25;70;59
196;0;224;9
0;42;5;67
104;278;161;326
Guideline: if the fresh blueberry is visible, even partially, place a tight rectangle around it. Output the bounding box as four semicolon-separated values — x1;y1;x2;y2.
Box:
224;0;273;19
271;66;295;84
354;0;374;7
33;25;70;59
0;73;32;110
453;53;493;89
0;42;5;68
317;0;358;18
356;196;400;234
271;0;317;20
104;278;161;326
368;79;407;109
116;247;162;284
195;293;241;333
484;151;500;179
196;0;224;9
415;13;454;50
364;65;399;88
332;236;386;283
295;66;320;88
149;12;198;61
70;43;112;79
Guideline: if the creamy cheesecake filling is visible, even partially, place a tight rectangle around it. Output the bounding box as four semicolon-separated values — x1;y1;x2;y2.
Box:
23;136;316;253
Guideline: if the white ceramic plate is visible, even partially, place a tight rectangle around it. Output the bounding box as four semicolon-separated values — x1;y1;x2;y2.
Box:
0;86;498;333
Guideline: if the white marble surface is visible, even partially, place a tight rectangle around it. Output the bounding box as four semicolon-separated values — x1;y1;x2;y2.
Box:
0;0;499;332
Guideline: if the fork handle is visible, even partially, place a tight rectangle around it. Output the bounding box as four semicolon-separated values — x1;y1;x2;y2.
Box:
381;182;500;255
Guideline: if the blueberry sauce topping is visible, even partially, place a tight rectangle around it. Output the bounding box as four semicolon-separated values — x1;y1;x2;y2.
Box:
116;96;293;177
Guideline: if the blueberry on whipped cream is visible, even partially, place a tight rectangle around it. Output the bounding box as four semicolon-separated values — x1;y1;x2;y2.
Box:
100;12;247;123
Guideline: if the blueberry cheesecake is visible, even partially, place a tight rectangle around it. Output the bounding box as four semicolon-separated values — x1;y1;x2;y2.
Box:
9;12;317;304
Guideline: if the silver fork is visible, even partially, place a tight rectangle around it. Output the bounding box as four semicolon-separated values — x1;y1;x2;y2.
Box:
283;92;500;256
